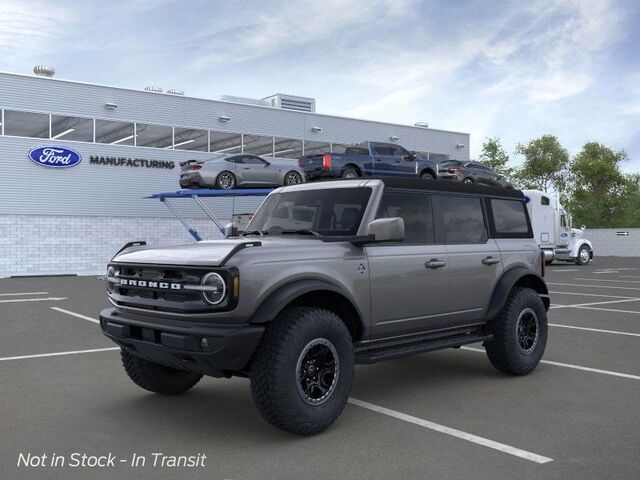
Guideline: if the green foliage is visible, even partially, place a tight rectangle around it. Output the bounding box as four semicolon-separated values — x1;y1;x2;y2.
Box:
479;137;513;178
567;143;638;228
514;135;569;193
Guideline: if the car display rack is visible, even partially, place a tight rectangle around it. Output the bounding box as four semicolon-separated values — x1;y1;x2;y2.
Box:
146;188;273;241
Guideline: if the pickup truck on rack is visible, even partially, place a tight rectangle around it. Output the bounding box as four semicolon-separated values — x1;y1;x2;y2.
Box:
100;178;549;435
299;141;438;181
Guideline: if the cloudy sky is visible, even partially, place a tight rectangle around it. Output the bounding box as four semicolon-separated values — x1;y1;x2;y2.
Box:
1;0;639;170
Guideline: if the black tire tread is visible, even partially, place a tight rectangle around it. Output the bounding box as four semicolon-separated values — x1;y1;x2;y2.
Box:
250;307;353;435
485;287;547;375
121;349;202;395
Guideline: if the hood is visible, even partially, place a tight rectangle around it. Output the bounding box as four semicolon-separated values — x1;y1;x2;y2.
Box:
112;236;322;266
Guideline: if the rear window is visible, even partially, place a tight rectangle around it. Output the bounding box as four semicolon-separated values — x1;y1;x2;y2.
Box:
376;191;434;244
491;199;530;236
439;195;488;244
345;146;369;156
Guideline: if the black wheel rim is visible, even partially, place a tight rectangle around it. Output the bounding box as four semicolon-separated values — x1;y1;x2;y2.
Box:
295;338;339;405
516;307;539;354
286;172;301;185
218;173;234;189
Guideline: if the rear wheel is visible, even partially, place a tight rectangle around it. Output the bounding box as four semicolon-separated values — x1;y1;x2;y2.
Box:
485;287;547;375
341;167;359;179
216;171;236;189
121;349;202;395
250;307;354;435
463;177;474;184
576;245;591;265
284;171;303;186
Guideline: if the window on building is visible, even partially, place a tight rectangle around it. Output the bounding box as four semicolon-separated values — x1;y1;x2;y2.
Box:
439;195;487;244
429;153;450;163
210;131;242;154
50;115;93;142
541;196;550;206
4;110;49;138
273;137;303;158
173;127;208;151
303;140;331;156
491;199;529;235
243;135;274;156
135;123;172;148
331;143;349;154
95;119;135;145
376;191;434;244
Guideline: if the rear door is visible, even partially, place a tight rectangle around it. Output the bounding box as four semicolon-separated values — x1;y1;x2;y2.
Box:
371;144;398;177
366;190;450;340
436;194;502;326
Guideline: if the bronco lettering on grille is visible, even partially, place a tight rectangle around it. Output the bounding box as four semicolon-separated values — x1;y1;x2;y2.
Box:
119;279;182;290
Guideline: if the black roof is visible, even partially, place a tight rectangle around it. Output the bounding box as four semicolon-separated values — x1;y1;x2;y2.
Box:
378;177;524;199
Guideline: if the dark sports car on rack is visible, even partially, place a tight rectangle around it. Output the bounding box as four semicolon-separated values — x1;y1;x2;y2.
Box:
437;160;514;188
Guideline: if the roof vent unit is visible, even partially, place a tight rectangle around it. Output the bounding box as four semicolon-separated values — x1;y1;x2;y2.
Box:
167;88;185;95
144;85;163;93
262;94;316;112
33;65;55;77
215;95;270;107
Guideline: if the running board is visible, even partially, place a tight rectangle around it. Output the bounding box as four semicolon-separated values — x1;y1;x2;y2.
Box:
355;333;490;364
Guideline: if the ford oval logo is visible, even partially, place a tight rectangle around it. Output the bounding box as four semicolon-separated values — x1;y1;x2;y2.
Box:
28;146;82;168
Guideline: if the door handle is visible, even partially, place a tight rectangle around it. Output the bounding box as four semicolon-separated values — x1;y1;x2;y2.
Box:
425;258;446;269
482;256;500;265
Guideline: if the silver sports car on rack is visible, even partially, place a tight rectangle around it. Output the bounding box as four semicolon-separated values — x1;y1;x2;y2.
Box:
179;154;305;189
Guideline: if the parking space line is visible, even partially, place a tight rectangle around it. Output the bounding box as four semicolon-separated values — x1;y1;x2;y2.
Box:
573;277;640;284
51;307;99;324
620;275;640;279
549;323;640;337
348;398;553;464
550;291;638;299
548;282;640;291
550;269;578;272
461;347;640;380
550;298;640;310
0;297;67;304
571;306;640;315
0;347;119;362
0;292;49;296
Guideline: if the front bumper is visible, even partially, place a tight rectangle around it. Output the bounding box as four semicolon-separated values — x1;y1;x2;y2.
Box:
99;308;264;377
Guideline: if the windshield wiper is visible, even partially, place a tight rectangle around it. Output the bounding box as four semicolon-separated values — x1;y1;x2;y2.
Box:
280;229;322;237
242;230;266;237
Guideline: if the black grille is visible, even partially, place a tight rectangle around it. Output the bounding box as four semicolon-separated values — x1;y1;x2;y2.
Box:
108;263;231;314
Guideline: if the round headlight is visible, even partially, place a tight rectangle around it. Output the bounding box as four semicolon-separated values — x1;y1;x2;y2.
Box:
201;272;227;305
107;266;117;293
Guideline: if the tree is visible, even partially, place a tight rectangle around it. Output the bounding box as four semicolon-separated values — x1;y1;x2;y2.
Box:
514;135;569;193
567;142;636;228
479;137;514;178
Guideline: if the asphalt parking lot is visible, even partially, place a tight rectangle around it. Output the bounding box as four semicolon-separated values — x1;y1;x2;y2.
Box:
1;257;639;480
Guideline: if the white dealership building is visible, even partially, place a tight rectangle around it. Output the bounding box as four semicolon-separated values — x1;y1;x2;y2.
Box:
0;68;470;277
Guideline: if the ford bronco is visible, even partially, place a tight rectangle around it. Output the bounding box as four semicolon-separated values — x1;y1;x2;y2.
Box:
100;178;550;435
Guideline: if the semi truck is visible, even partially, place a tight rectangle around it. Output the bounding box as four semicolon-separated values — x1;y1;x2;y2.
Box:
523;190;593;266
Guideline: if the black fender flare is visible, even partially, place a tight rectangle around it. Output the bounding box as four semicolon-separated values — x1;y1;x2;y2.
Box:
250;279;363;325
486;267;549;320
419;167;436;179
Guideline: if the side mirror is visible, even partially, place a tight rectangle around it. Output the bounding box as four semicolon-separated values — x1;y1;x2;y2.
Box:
366;217;405;242
224;224;238;238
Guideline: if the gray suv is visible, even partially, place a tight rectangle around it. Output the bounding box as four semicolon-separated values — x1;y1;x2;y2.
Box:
100;178;549;435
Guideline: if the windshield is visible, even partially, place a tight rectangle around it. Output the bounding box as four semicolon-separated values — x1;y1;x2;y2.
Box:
246;187;372;236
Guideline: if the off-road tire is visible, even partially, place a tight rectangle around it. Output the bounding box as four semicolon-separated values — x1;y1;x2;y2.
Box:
420;171;436;180
215;171;236;189
250;307;355;435
485;287;547;375
576;245;591;265
121;349;202;395
341;167;359;179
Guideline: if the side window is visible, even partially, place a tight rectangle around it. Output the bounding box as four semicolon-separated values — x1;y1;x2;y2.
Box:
491;199;529;235
439;195;487;244
242;156;267;165
388;145;407;159
375;191;434;244
226;156;243;164
373;144;391;156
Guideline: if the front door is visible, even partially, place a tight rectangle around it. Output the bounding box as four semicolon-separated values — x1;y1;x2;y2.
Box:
435;194;502;326
237;155;275;185
366;190;451;340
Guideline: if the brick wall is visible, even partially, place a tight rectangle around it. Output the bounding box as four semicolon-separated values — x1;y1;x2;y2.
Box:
0;214;225;277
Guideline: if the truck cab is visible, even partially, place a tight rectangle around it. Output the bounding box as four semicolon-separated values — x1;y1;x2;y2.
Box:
523;190;594;265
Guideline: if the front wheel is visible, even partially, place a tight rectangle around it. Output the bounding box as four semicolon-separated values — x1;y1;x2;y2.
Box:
485;287;547;375
121;349;202;395
283;170;303;186
576;245;591;265
250;307;354;435
420;171;436;180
